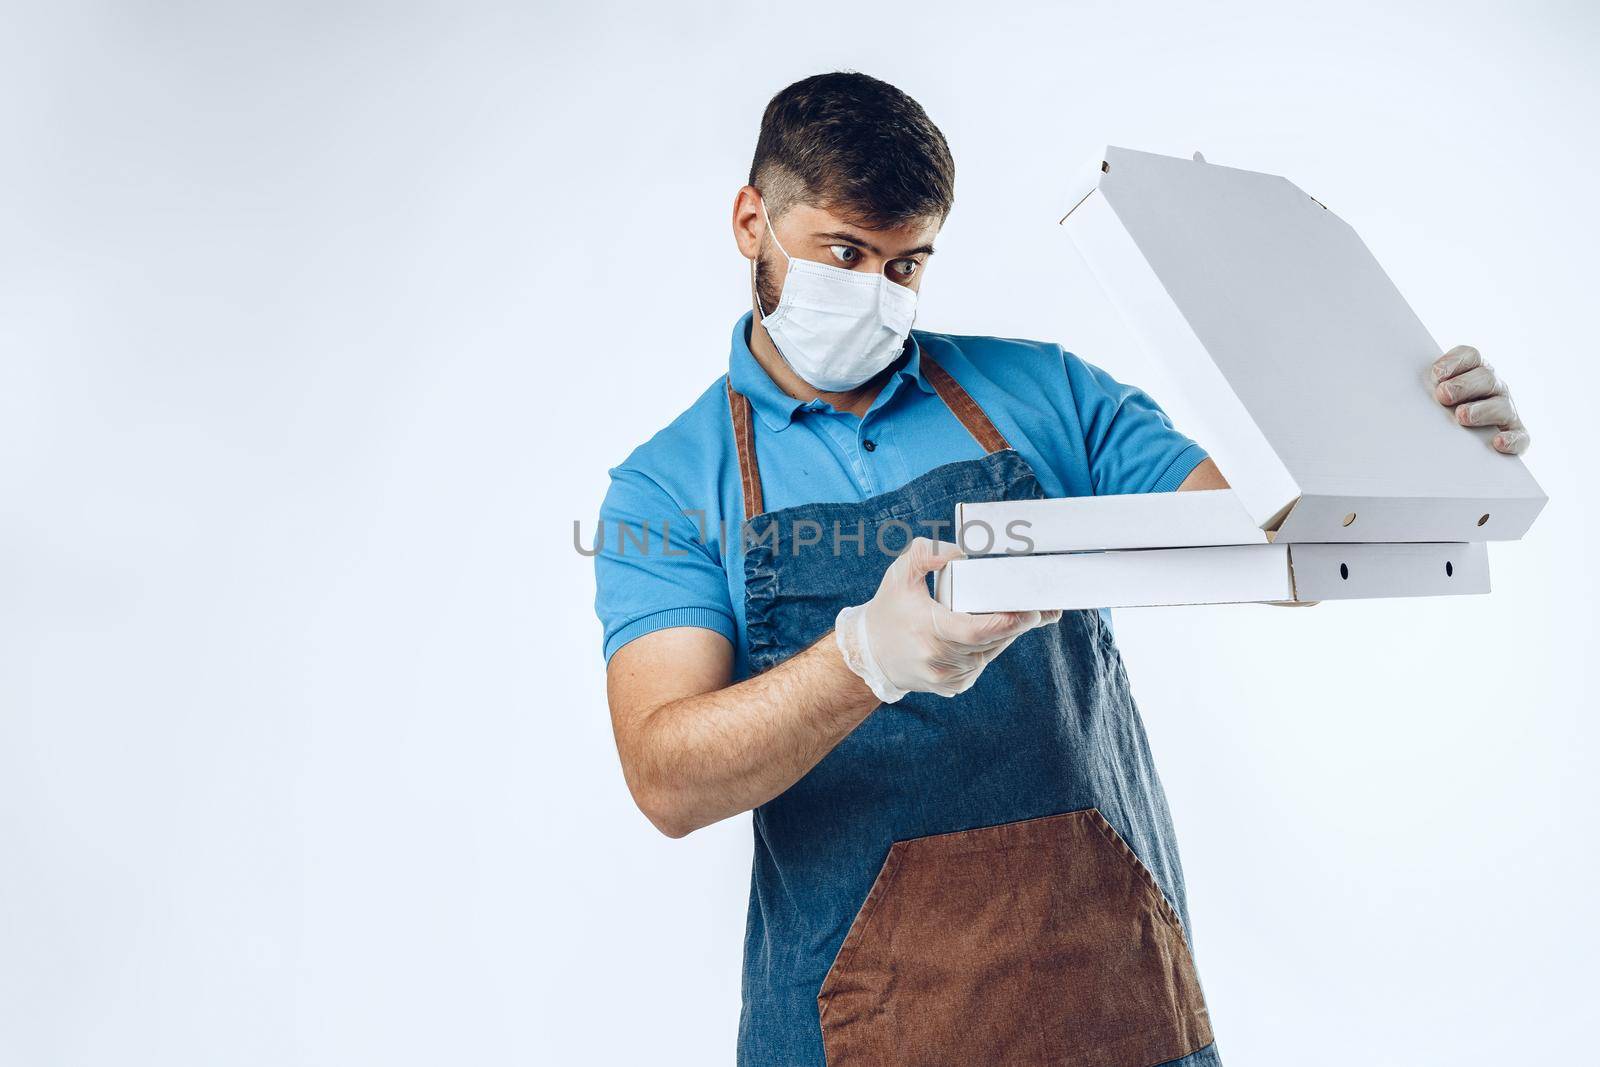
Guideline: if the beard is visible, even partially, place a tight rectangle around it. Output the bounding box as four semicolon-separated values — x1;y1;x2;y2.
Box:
752;245;784;319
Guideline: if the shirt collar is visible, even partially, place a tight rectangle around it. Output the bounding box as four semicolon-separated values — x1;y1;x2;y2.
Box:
727;311;936;432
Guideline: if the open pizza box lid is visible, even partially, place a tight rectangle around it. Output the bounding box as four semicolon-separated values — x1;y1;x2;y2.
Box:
1054;146;1547;545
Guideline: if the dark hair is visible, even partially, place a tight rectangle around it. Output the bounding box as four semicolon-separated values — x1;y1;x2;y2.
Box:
749;72;955;228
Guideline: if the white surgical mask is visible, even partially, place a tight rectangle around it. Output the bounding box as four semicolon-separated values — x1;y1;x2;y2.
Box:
753;198;919;392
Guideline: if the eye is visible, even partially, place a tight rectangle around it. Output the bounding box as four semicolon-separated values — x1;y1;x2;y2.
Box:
888;258;919;279
828;244;861;266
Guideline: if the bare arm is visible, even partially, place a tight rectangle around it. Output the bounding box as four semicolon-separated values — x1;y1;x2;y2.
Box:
606;626;879;839
1176;456;1228;491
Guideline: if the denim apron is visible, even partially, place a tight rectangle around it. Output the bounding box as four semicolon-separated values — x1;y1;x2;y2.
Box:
730;356;1221;1067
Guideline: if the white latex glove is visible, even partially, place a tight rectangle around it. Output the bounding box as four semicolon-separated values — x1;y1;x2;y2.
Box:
1431;344;1531;455
835;537;1062;703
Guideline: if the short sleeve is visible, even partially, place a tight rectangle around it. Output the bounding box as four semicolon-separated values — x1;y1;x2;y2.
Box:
1061;349;1207;495
593;466;736;662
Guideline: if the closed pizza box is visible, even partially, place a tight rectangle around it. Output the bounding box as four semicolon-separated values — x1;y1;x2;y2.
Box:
934;541;1489;612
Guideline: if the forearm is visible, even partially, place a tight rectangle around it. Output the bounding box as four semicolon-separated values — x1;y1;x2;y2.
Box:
625;634;879;837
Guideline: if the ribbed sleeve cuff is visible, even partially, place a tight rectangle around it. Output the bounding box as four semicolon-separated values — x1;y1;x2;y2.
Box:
603;606;737;662
1147;443;1209;494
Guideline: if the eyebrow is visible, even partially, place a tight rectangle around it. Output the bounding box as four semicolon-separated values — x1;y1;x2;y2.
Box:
813;230;937;258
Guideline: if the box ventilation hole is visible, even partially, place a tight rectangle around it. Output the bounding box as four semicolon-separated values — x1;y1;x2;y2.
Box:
1446;561;1454;577
1477;513;1490;527
1339;563;1349;580
1342;512;1356;527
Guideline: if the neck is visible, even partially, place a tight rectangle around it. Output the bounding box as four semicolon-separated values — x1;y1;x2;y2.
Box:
746;304;893;419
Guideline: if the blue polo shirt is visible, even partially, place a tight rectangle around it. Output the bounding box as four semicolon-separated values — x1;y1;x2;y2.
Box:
593;312;1206;677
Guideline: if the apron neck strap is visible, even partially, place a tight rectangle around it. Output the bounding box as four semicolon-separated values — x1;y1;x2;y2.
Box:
918;355;1012;455
727;379;766;521
727;353;1011;522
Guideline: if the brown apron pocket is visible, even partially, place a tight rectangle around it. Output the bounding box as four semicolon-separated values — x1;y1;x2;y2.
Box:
816;808;1212;1067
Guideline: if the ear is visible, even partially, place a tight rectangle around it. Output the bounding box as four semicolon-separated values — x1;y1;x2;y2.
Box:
732;186;765;259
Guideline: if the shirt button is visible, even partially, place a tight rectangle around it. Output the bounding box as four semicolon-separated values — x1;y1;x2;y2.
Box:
862;439;877;452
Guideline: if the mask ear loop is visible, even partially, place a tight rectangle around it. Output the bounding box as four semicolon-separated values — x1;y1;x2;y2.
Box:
752;194;790;320
752;194;905;317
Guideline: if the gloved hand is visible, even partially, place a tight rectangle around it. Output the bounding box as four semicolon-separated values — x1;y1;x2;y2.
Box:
1431;345;1531;454
835;537;1062;704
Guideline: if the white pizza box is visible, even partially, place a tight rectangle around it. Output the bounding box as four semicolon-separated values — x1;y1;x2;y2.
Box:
934;541;1489;612
1049;146;1547;545
937;148;1540;611
955;488;1266;555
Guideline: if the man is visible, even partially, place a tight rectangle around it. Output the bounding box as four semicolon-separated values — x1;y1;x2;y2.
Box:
594;72;1531;1067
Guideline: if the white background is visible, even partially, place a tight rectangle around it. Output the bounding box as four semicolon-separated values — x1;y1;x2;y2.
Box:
3;2;1596;1064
